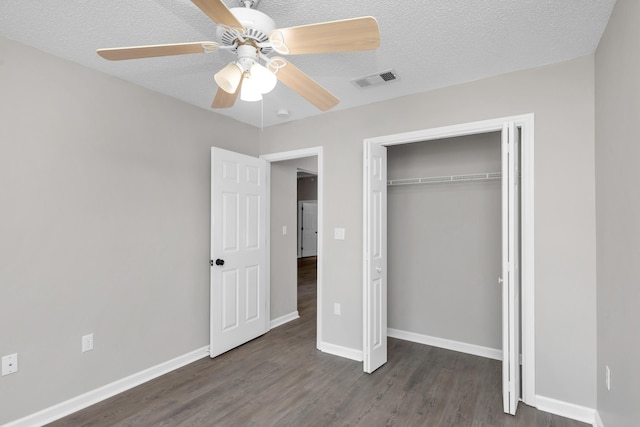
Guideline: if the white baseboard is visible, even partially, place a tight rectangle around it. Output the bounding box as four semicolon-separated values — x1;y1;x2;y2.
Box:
536;395;597;425
270;311;300;329
593;410;604;427
5;346;210;427
388;328;502;361
318;341;363;362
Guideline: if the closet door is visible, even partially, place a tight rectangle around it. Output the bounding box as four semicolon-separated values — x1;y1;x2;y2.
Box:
363;142;387;373
501;122;521;415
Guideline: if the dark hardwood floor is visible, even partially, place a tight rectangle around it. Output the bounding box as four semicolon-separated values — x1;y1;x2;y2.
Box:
49;256;587;426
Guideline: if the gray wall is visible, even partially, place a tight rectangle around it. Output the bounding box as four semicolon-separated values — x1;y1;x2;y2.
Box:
387;133;502;350
260;56;597;407
270;158;317;320
595;0;640;425
0;37;257;424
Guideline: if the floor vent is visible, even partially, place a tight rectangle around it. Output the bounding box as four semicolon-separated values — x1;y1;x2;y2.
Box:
352;69;398;88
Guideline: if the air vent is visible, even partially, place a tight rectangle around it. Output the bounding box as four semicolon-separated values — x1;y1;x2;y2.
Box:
352;69;398;88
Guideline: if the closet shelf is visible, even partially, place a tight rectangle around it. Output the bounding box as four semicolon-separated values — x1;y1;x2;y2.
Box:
387;172;502;186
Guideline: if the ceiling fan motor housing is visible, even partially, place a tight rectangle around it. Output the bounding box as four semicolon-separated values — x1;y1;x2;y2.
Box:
217;7;276;55
236;44;260;71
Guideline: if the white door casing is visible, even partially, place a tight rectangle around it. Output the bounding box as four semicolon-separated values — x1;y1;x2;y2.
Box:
363;142;387;373
210;147;268;358
501;122;521;415
301;201;318;257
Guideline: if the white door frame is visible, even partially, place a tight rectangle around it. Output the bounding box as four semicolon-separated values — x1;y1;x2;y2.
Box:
261;147;323;350
362;114;535;406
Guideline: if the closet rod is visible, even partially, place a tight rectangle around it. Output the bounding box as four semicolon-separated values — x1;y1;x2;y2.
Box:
387;172;501;186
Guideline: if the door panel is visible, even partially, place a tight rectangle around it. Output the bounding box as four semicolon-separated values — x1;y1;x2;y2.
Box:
222;270;239;331
222;193;239;251
364;143;387;373
301;201;318;257
245;265;260;321
245;194;260;249
502;122;521;415
211;147;268;358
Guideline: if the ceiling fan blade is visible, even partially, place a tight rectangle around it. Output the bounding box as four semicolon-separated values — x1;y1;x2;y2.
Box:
97;42;218;61
191;0;243;28
212;77;242;108
269;57;338;111
270;16;380;55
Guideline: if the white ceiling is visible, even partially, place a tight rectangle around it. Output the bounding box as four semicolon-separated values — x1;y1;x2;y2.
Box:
0;0;616;128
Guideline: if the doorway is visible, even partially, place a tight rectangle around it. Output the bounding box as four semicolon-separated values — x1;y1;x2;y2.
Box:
362;115;535;412
262;147;324;350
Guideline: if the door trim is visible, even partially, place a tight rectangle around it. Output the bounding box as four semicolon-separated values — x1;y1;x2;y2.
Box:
261;147;323;351
362;114;535;406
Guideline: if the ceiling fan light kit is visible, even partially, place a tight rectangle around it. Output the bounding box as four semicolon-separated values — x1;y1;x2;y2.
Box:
240;73;263;102
250;62;278;94
96;0;381;111
214;62;243;93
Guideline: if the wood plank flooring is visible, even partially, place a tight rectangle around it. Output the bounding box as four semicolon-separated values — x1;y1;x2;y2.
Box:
49;257;587;426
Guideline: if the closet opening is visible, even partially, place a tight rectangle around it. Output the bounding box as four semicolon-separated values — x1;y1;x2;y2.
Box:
363;115;535;415
387;131;504;361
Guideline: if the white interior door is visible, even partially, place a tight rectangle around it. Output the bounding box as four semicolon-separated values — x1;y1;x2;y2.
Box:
501;122;521;415
363;143;387;373
301;201;318;257
210;147;268;358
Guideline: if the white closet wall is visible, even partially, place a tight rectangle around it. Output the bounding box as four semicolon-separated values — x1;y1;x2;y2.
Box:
387;132;502;351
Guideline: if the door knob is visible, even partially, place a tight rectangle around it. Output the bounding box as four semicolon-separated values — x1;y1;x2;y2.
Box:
215;259;225;266
498;277;504;284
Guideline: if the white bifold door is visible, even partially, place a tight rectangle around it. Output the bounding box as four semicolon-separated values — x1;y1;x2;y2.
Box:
210;147;269;358
501;122;521;415
363;142;387;373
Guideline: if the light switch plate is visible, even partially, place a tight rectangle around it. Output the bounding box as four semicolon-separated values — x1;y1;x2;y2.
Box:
2;353;18;376
82;334;94;353
334;228;345;240
334;303;341;315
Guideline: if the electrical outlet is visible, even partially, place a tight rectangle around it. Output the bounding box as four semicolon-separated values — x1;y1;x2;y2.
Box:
334;303;341;315
82;334;94;353
2;353;18;376
605;365;611;391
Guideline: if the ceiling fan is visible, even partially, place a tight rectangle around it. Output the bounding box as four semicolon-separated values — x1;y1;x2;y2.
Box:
97;0;381;111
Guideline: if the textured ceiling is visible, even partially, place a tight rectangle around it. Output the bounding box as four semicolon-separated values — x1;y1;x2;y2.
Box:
0;0;616;128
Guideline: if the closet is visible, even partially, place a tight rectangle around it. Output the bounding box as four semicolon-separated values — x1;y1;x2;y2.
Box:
364;116;531;415
386;131;503;355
